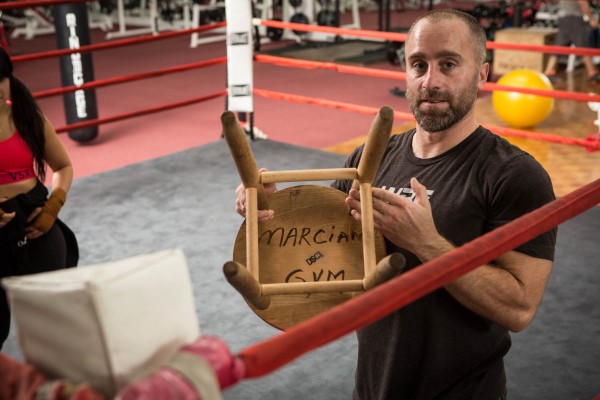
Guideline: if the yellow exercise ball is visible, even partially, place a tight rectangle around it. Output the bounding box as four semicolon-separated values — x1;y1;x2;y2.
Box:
492;69;555;128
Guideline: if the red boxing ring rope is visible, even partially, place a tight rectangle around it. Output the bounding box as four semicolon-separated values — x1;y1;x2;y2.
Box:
10;22;227;63
54;90;227;133
238;178;600;378
483;125;600;152
256;54;407;81
0;0;91;10
257;19;600;58
258;18;409;42
32;57;227;99
1;9;227;135
254;55;600;104
253;55;600;151
254;87;414;119
483;82;600;103
253;89;600;152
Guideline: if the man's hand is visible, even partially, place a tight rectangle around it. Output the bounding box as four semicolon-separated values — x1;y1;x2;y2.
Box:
235;168;276;223
346;177;449;260
347;177;554;331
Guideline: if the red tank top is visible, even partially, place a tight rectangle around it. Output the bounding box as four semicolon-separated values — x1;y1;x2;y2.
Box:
0;131;36;184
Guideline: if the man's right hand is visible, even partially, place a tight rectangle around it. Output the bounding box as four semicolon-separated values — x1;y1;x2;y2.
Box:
235;168;277;223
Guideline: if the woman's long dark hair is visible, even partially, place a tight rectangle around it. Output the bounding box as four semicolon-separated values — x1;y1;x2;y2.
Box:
0;47;46;182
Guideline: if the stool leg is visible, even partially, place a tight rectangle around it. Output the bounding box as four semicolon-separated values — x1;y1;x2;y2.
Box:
224;261;271;310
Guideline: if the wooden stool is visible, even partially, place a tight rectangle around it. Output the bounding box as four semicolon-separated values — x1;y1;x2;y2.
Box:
222;107;405;330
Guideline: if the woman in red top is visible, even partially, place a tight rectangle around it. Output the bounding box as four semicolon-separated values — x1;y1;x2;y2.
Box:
0;46;76;349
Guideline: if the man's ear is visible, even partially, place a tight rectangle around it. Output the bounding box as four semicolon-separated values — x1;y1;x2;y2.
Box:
479;62;490;86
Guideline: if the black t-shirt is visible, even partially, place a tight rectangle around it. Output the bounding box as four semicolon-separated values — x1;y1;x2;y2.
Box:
332;127;557;400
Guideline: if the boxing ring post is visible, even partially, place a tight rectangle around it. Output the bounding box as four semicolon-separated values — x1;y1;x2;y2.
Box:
224;0;255;138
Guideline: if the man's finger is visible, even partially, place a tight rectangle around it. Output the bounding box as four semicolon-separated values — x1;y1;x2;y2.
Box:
411;177;429;207
257;210;274;222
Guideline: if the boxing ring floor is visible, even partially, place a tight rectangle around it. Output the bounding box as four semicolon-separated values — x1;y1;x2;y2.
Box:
3;138;599;400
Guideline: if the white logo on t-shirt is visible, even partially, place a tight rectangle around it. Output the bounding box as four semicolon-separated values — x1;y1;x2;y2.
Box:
381;186;434;201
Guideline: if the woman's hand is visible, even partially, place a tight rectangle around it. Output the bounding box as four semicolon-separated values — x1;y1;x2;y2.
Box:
25;207;44;239
0;197;15;229
0;210;15;229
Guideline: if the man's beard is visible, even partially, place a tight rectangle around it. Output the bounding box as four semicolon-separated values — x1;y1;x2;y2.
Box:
406;74;479;132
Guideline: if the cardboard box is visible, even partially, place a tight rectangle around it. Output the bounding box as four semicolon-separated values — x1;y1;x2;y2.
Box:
493;27;558;76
